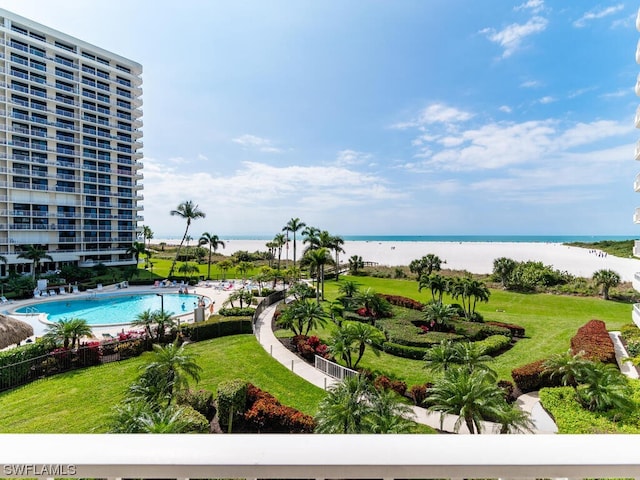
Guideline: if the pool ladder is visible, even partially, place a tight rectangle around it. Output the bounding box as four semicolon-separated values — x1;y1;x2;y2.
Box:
24;306;39;315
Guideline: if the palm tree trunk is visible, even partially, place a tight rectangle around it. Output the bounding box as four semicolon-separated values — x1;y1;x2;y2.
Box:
169;226;189;277
465;416;476;434
207;248;212;279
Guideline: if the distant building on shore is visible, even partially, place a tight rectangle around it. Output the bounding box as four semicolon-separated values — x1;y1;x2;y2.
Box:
0;9;143;275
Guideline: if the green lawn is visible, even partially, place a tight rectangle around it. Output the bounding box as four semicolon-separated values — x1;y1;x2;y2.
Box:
318;276;632;383
0;335;326;433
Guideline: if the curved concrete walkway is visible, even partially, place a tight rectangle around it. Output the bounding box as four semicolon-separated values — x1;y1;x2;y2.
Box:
254;301;556;434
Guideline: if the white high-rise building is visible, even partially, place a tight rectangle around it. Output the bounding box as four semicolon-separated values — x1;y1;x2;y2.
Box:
0;8;142;275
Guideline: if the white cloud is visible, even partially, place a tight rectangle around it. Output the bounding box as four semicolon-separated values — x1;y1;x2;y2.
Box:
392;103;474;130
480;16;548;58
514;0;544;14
232;134;283;153
335;149;372;166
520;80;542;88
573;4;625;28
141;159;406;236
600;88;630;98
499;105;512;113
538;96;555;104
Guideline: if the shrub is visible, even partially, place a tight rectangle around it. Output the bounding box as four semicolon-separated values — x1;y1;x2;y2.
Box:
180;316;252;342
219;307;255;317
292;335;329;361
452;321;511;341
621;323;640;357
486;321;525;338
244;384;316;433
217;379;248;430
498;380;516;403
381;341;430;360
511;359;561;393
113;339;147;359
476;335;512;356
176;389;214;419
408;384;431;406
373;375;407;395
377;317;461;348
178;405;211;433
570;319;616;364
378;294;424;311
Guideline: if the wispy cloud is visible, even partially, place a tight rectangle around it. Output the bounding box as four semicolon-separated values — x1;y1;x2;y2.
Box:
520;80;542;88
392;103;474;130
538;96;556;104
514;0;545;14
600;88;630;98
573;4;625;28
232;134;283;153
480;16;548;58
335;149;373;166
499;105;513;113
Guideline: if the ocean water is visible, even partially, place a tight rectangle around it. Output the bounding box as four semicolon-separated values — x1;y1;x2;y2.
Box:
159;234;638;243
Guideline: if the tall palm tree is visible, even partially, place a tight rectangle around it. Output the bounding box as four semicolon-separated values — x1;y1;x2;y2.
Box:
283;218;306;270
409;254;443;279
592;269;621;300
168;201;206;277
17;244;53;278
126;241;148;265
344;321;385;368
301;225;320;251
423;340;458;373
301;247;334;302
143;340;202;403
199;233;226;280
328;234;345;280
348;255;364;275
132;309;155;339
272;233;286;270
218;259;233;281
142;225;154;250
449;276;490;320
427;367;507;434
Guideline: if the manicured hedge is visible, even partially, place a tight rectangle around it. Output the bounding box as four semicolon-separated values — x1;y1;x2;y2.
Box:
570;319;616;364
244;384;316;433
217;378;248;430
511;359;561;393
476;335;512;356
381;341;430;360
486;321;525;338
180;316;253;342
379;294;424;311
452;321;511;341
376;318;461;347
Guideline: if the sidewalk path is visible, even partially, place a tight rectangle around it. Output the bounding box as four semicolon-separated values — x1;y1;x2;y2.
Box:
253;300;555;434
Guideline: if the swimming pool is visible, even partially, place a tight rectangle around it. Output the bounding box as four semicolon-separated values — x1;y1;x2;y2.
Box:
14;293;207;326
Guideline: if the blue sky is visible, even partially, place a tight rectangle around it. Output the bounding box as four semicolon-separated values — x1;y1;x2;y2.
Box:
2;0;639;237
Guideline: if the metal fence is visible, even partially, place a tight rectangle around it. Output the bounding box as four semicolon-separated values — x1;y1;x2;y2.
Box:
315;355;357;380
0;337;151;392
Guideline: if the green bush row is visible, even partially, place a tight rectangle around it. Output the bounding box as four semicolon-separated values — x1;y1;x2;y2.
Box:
452;321;511;340
180;316;253;342
217;379;248;429
476;335;511;356
381;341;430;360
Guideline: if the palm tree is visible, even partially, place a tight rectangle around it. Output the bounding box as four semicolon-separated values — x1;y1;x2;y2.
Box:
126;241;148;265
592;269;621;300
423;340;458;373
199;233;226;280
301;247;334;302
177;262;199;281
17;244;53;278
45;317;93;349
236;261;253;282
427;367;507;434
495;404;535;434
328;234;345;280
218;259;233;280
422;302;457;332
132;308;155;339
348;255;364;275
153;310;176;344
142;225;154;250
283;217;306;270
354;287;391;319
449;276;490;320
338;279;360;298
409;254;443;279
315;375;375;433
366;388;416;434
143;340;202;403
277;299;329;336
493;257;516;289
543;349;591;387
272;233;286;270
575;362;634;412
168;201;206;277
344;321;385;368
418;273;449;303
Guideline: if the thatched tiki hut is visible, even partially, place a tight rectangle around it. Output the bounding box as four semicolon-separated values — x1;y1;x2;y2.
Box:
0;315;33;349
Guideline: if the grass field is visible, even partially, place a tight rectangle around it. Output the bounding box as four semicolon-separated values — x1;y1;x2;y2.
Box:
0;335;326;433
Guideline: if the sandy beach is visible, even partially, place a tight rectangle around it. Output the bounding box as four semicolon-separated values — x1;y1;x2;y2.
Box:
152;239;640;282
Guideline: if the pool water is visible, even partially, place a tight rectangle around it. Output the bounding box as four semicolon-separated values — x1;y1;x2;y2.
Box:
15;293;206;326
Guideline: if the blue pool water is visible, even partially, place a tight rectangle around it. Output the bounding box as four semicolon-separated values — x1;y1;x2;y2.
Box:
15;293;206;326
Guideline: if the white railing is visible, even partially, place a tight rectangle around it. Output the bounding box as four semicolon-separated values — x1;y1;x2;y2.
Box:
2;435;640;478
315;355;357;380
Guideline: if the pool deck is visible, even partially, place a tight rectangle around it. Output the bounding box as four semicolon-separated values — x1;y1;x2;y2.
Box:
4;281;238;342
